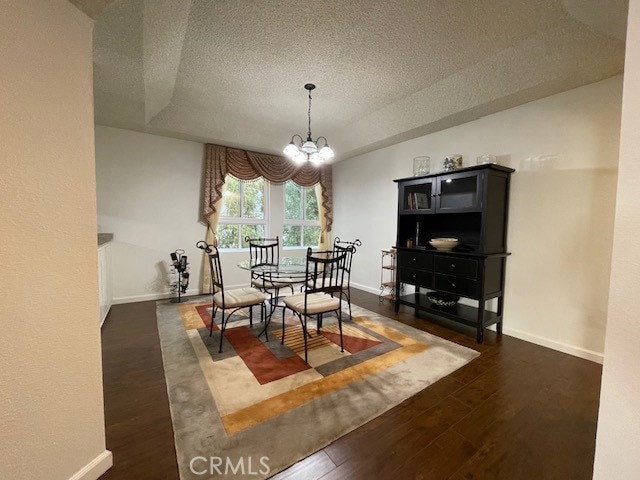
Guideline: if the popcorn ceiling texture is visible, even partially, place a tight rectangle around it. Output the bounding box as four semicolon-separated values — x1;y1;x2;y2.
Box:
89;0;627;160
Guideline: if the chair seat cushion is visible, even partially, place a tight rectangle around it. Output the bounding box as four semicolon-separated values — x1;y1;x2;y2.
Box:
284;292;341;315
252;277;299;289
213;287;267;308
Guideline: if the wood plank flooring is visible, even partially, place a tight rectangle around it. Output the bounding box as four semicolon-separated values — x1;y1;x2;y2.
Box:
100;289;602;479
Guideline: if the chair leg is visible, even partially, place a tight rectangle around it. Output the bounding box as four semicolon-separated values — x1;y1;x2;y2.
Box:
281;307;286;345
338;307;344;353
250;305;253;328
302;315;309;364
209;302;217;337
263;303;269;343
218;311;228;353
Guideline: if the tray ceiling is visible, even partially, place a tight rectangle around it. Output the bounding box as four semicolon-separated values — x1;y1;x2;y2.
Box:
81;0;628;161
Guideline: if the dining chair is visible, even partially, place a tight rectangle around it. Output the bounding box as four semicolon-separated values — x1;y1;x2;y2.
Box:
283;247;348;363
196;241;268;353
245;236;297;294
332;237;362;321
304;238;360;327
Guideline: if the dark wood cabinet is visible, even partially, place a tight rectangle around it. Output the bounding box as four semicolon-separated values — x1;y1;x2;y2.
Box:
393;164;514;342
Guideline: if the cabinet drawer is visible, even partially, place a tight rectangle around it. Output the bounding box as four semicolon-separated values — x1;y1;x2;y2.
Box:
397;250;433;271
435;274;478;298
399;267;434;289
434;256;478;278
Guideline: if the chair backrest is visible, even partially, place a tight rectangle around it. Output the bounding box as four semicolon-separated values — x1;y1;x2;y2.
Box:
333;237;361;279
196;240;225;299
305;247;348;296
245;236;280;268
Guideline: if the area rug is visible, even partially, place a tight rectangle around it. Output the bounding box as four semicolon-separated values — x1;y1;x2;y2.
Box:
156;296;479;479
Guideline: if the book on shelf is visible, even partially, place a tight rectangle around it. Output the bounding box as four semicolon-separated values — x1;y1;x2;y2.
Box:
407;192;430;210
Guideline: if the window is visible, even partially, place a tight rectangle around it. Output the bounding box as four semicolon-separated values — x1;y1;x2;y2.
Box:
216;176;267;249
283;180;320;247
215;177;320;250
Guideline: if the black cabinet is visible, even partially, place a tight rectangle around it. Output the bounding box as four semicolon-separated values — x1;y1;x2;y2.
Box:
393;164;514;342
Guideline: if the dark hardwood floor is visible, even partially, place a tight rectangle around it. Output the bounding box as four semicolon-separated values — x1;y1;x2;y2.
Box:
100;289;602;480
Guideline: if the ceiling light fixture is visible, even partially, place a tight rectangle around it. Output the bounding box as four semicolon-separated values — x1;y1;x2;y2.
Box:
283;83;334;166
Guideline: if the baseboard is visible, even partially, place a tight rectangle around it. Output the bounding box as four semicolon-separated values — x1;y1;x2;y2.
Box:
68;450;112;480
349;283;604;364
351;282;382;296
501;327;604;364
112;285;252;305
112;289;201;304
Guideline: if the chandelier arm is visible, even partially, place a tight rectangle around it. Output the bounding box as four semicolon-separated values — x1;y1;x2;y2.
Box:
291;134;304;145
315;136;328;147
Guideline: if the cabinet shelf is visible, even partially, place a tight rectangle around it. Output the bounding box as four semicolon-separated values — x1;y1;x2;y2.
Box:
397;293;501;328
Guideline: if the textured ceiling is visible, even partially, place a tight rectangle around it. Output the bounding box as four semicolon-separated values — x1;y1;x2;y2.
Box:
90;0;628;161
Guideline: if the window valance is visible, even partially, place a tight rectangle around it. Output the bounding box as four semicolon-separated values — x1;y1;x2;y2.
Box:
202;143;332;231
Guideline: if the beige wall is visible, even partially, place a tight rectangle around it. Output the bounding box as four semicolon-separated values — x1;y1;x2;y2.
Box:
333;75;622;362
0;1;110;480
594;0;640;477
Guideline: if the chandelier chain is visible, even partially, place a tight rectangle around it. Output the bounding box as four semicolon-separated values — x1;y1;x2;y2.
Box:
307;89;312;140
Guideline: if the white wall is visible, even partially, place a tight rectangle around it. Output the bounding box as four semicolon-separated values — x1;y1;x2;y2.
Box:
334;75;622;362
96;126;207;302
95;126;310;302
594;0;640;476
0;1;110;479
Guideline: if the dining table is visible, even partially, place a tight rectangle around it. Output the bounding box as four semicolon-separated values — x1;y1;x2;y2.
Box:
237;256;309;340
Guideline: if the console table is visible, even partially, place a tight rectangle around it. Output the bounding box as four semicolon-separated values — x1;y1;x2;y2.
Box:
393;164;514;342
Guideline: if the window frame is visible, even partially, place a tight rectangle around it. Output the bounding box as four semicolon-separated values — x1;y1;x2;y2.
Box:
217;176;269;251
283;181;320;249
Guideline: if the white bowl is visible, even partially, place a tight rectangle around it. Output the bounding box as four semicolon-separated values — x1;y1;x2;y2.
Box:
429;238;460;251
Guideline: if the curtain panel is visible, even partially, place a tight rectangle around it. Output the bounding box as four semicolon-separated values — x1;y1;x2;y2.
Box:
202;143;333;230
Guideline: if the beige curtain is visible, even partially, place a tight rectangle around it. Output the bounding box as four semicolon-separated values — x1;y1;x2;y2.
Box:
201;143;333;290
201;188;223;294
316;183;331;250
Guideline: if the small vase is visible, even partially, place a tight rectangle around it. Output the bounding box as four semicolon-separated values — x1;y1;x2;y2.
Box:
413;156;430;176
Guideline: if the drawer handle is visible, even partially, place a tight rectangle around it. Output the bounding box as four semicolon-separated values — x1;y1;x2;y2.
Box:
451;263;455;268
412;275;416;279
451;283;456;287
412;258;417;262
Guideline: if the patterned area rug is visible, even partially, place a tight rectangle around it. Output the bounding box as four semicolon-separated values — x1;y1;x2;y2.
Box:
156;296;479;479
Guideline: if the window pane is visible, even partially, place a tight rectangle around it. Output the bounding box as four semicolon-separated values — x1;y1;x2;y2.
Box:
240;224;266;248
221;176;240;217
303;226;321;247
283;225;302;247
216;224;239;249
305;187;319;220
284;181;302;220
242;179;265;219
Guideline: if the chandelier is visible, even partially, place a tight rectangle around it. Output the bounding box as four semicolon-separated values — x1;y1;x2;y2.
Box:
283;83;334;165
